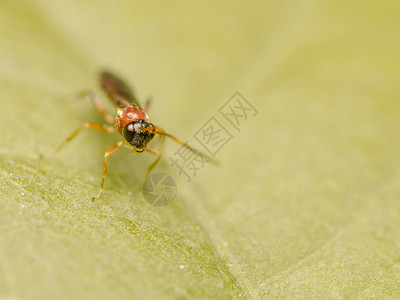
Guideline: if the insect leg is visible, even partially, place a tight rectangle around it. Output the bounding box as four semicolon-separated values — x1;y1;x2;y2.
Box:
77;90;115;124
42;123;116;159
89;92;115;124
142;97;152;112
143;147;161;181
92;140;125;201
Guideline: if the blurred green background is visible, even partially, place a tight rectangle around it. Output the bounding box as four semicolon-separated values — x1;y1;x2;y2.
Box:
1;0;400;299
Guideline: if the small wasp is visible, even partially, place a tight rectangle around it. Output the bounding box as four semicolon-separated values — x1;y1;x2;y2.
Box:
48;71;203;201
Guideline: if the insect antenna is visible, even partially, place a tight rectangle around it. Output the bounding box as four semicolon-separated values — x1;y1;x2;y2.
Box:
143;126;219;166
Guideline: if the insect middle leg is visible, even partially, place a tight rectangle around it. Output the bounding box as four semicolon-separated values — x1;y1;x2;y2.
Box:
40;123;116;159
92;140;125;201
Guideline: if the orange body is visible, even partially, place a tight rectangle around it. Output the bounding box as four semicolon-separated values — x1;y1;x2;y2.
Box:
116;105;148;132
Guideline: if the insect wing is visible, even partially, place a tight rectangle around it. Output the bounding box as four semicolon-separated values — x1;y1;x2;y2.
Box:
100;71;141;109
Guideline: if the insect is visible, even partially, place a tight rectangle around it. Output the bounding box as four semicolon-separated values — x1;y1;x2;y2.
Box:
49;71;203;201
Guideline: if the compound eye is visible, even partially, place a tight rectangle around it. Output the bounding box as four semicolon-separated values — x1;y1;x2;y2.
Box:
123;122;135;142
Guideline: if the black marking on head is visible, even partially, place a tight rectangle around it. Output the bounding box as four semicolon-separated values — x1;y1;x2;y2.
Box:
123;120;155;152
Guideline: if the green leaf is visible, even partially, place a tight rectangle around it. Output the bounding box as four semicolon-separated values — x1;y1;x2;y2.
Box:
1;1;400;299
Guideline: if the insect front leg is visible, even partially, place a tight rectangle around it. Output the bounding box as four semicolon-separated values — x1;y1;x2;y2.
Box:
92;140;125;201
143;147;161;182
